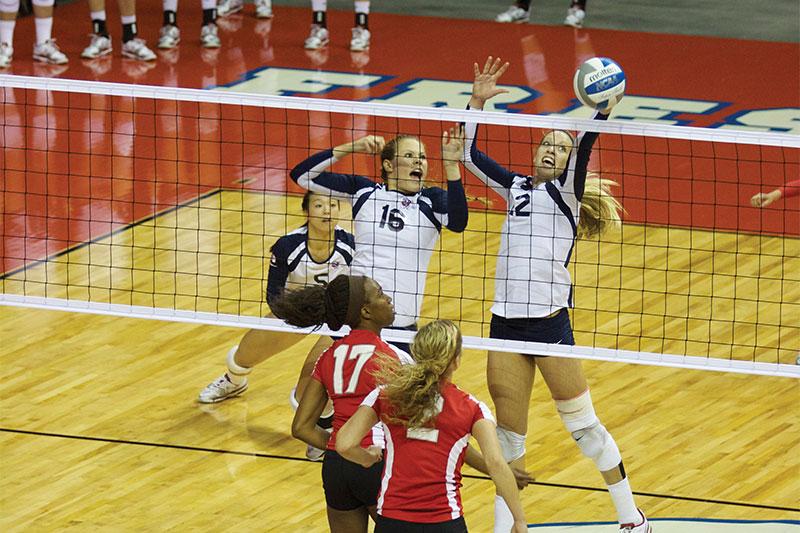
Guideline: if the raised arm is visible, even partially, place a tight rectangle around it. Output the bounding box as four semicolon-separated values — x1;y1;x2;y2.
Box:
438;125;469;232
566;111;609;202
472;418;528;533
463;57;519;196
289;135;385;199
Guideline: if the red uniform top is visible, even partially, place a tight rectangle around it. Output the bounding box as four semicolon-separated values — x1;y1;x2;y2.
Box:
361;383;495;523
312;329;401;451
780;179;800;199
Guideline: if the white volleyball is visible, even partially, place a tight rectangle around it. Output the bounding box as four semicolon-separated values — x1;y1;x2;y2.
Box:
573;57;626;111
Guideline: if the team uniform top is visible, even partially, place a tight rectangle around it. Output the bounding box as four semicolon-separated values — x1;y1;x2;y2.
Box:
361;383;495;523
266;224;355;309
311;329;412;451
463;110;607;319
290;150;469;327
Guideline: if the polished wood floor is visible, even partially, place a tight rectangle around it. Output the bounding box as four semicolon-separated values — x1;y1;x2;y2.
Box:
1;190;798;531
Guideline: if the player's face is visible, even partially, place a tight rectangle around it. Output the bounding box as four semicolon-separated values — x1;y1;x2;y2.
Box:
306;194;340;231
534;130;574;181
385;138;428;194
362;278;395;327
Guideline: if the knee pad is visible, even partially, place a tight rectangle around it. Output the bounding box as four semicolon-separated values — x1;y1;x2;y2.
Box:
496;426;526;462
0;0;20;12
556;390;621;472
31;0;54;7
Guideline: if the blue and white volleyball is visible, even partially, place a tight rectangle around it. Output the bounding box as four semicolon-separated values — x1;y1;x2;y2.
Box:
573;57;626;111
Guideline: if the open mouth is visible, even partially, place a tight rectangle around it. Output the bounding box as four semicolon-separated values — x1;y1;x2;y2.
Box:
541;156;555;167
409;169;423;179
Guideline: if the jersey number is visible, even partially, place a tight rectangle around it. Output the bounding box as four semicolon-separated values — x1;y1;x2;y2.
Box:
332;344;376;394
509;193;531;217
313;272;329;285
379;205;405;232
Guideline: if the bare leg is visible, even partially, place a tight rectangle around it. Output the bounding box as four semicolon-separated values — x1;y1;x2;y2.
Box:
117;0;135;17
327;506;369;533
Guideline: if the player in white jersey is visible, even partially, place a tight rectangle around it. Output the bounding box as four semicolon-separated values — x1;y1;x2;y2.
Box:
290;128;469;352
463;58;650;533
198;192;354;457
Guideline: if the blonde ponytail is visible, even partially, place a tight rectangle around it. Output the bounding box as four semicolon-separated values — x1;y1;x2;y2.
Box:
578;174;624;239
373;320;462;429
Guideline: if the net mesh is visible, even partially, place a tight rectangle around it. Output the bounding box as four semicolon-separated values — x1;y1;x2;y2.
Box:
2;75;798;376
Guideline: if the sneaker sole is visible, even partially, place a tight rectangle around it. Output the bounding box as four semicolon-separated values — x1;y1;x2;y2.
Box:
304;40;329;50
157;40;180;49
81;48;113;59
197;383;248;404
218;6;244;17
122;52;156;62
33;55;68;65
202;40;221;49
256;12;273;19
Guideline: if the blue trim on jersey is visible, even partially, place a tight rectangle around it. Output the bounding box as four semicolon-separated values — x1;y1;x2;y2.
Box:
562;112;607;201
352;186;379;217
290;149;376;195
418;201;442;232
545;182;577;237
419;181;468;232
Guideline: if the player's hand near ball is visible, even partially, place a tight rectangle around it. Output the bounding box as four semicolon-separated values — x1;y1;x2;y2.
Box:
469;56;510;111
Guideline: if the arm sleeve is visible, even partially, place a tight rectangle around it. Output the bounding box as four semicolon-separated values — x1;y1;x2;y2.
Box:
563;111;609;202
265;245;290;309
421;182;470;232
462;109;518;203
290;148;376;200
780;179;800;199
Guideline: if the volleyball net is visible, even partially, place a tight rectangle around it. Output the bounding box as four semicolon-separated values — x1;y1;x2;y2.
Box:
1;75;798;377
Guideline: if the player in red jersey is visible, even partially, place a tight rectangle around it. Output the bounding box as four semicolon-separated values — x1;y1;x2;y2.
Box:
337;320;527;533
276;274;405;533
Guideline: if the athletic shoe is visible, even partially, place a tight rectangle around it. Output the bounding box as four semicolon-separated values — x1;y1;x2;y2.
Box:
0;43;12;68
198;374;248;403
81;34;112;59
620;510;652;533
564;6;586;28
200;23;221;48
495;5;530;23
217;0;244;17
157;24;181;49
33;39;68;65
255;0;273;18
304;24;329;50
349;26;370;52
121;38;156;61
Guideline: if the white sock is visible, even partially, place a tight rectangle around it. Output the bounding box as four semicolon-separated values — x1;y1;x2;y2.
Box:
0;19;15;46
607;477;640;525
201;0;215;9
354;1;369;14
34;17;52;44
493;494;514;533
90;9;106;21
120;14;136;25
311;0;326;12
163;0;178;12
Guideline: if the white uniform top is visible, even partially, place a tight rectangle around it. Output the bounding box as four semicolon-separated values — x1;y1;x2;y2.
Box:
266;224;355;307
463;109;606;318
290;149;468;327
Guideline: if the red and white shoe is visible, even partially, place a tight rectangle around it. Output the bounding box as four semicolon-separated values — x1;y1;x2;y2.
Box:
620;510;652;533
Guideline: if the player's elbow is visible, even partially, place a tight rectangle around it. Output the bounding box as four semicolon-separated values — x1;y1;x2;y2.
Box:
447;213;469;233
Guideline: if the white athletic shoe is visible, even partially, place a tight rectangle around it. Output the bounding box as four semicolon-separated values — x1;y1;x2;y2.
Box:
217;0;244;17
33;39;68;65
304;24;329;50
200;23;221;48
121;38;156;61
81;34;112;59
495;5;530;23
620;510;652;533
349;26;370;52
564;6;586;28
255;0;273;18
157;24;181;49
0;43;12;68
198;374;249;403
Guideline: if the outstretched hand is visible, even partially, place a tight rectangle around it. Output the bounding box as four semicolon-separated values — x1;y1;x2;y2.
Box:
470;56;510;109
750;191;780;208
441;124;465;164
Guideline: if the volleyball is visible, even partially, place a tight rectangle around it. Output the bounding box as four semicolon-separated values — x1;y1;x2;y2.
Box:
573;57;626;111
